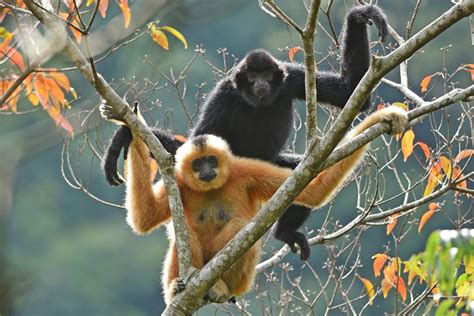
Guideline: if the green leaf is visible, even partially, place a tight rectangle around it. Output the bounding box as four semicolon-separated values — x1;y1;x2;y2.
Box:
435;299;454;316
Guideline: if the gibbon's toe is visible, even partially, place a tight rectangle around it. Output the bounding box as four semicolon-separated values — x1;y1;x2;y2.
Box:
207;279;230;304
380;106;410;135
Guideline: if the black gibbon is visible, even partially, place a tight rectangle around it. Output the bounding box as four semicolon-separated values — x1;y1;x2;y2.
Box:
123;106;408;304
103;4;389;260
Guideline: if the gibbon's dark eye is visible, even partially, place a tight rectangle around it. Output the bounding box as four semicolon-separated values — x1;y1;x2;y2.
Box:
208;155;218;167
247;72;257;82
192;159;202;171
263;71;273;81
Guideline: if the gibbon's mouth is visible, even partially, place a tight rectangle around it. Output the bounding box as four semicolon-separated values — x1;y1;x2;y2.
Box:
199;174;217;182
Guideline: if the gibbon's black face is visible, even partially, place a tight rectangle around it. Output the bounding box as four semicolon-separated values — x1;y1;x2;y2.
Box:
192;155;218;182
235;50;284;107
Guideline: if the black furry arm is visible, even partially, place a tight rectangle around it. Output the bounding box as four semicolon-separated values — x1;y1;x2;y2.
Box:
274;152;303;169
286;4;388;111
102;126;185;186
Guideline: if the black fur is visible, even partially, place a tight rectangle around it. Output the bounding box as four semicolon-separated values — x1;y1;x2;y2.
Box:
102;5;388;260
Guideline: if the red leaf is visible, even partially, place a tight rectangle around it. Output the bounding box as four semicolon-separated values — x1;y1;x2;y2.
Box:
288;47;300;62
416;142;430;161
99;0;109;17
396;277;407;302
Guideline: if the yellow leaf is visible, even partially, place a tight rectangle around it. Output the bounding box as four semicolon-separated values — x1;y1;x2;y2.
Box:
416;142;430;161
86;0;94;6
118;0;131;29
392;102;408;111
288;47;300;62
386;216;397;235
358;275;375;305
454;149;474;163
423;163;442;197
381;278;391;298
27;93;39;106
401;129;415;162
372;253;388;277
418;210;436;233
161;26;188;49
149;24;169;49
420;75;432;93
0;27;12;39
464;256;474;274
439;156;452;177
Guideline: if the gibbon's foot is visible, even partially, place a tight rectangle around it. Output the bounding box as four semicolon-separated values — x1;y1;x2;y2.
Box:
206;279;230;304
380;106;410;135
169;278;186;295
276;230;310;261
99;100;139;124
348;5;388;42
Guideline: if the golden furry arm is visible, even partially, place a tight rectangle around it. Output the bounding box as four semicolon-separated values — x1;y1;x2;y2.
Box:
125;137;172;234
245;106;408;209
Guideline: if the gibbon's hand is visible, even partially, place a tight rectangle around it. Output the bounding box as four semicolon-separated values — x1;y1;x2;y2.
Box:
349;5;388;42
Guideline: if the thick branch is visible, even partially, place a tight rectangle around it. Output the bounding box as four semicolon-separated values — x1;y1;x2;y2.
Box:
22;0;192;277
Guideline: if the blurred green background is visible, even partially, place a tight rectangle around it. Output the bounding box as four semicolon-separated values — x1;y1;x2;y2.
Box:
1;0;472;314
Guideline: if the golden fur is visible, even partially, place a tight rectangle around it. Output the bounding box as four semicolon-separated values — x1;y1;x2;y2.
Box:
124;106;408;305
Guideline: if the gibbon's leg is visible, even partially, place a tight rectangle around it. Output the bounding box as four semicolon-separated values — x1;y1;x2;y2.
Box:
163;228;205;305
209;218;262;298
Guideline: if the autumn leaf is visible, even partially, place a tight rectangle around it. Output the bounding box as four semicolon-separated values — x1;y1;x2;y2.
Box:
288;47;300;62
372;253;388;277
461;64;474;81
452;166;467;195
161;26;188;49
386;216;397;235
381;278;391;298
420;75;433;93
49;71;71;91
454;149;474;163
416;142;431;161
149;24;169;49
428;202;440;211
392;102;408;111
358;275;375;305
1;45;26;71
99;0;109;17
0;27;12;39
377;103;385;111
47;107;74;136
439;156;452;177
423;162;443;197
401;129;415;162
396;277;407;302
118;0;131;29
418;210;437;233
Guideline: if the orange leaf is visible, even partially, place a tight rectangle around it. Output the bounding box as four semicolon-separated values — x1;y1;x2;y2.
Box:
358;275;375;305
386;216;397;235
45;78;65;106
118;0;131;29
428;202;440;211
33;74;51;108
99;0;109;17
454;149;474;163
49;71;71;91
149;24;168;49
420;75;432;93
1;45;25;71
418;210;436;233
377;103;385;111
416;142;430;161
372;253;388;277
289;47;300;62
396;277;407;302
47;107;74;136
401;129;415;162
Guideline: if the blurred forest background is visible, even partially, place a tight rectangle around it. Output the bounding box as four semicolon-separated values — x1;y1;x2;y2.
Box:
0;0;472;315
